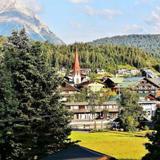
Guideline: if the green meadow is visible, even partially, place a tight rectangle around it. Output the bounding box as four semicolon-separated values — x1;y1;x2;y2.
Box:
71;131;149;160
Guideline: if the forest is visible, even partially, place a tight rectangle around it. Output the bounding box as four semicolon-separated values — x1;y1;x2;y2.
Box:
40;42;159;73
0;36;159;73
92;34;160;57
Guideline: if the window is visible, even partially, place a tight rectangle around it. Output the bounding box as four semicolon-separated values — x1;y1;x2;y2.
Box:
79;106;85;110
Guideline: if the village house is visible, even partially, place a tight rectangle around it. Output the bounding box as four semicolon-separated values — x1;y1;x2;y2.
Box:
117;68;140;76
64;101;119;129
65;101;119;121
134;78;160;96
138;99;160;121
102;77;123;91
141;68;158;78
59;81;80;102
103;77;160;97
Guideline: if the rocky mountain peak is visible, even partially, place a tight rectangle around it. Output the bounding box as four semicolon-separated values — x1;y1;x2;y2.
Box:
0;0;64;44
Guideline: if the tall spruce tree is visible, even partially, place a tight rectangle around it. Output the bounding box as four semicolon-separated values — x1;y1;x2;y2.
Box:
0;29;71;160
0;55;21;160
142;108;160;160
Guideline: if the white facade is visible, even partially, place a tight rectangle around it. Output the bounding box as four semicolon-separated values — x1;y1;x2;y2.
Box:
139;100;159;121
73;72;81;84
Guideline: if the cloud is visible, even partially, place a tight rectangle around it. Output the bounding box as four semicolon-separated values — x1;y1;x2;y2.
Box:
146;7;160;33
68;0;91;4
0;0;41;14
84;6;122;20
123;24;145;34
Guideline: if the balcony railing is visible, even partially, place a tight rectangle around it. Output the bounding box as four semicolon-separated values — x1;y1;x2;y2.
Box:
69;108;119;113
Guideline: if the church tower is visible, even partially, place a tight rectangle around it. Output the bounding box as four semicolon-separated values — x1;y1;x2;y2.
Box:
73;48;81;84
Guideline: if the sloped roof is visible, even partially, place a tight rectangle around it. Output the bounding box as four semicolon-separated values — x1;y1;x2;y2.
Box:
146;78;160;88
61;81;79;92
119;77;143;88
110;77;124;84
78;80;93;87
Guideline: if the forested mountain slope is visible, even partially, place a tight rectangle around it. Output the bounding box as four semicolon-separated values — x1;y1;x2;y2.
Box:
42;43;159;72
0;35;158;73
92;34;160;57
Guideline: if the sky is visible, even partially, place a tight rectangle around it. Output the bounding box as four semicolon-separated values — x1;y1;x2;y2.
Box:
26;0;160;43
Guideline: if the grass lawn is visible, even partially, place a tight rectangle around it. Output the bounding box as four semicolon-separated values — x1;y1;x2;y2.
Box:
70;131;149;160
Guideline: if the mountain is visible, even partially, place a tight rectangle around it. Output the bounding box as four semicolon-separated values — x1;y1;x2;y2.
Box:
91;34;160;56
0;1;64;45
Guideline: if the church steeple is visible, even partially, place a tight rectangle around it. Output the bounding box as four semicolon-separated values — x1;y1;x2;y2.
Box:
73;48;81;84
73;48;80;74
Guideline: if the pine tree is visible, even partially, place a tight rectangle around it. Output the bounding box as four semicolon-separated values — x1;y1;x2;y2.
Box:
142;108;160;160
0;29;71;159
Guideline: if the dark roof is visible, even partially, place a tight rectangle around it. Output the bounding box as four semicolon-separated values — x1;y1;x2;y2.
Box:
61;81;79;92
77;80;93;89
42;145;117;160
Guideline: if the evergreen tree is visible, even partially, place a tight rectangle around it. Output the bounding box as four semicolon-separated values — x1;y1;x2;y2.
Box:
119;90;143;132
0;29;71;159
142;108;160;160
0;56;20;160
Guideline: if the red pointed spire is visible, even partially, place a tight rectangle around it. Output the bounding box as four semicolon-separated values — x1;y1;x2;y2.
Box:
73;48;80;75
